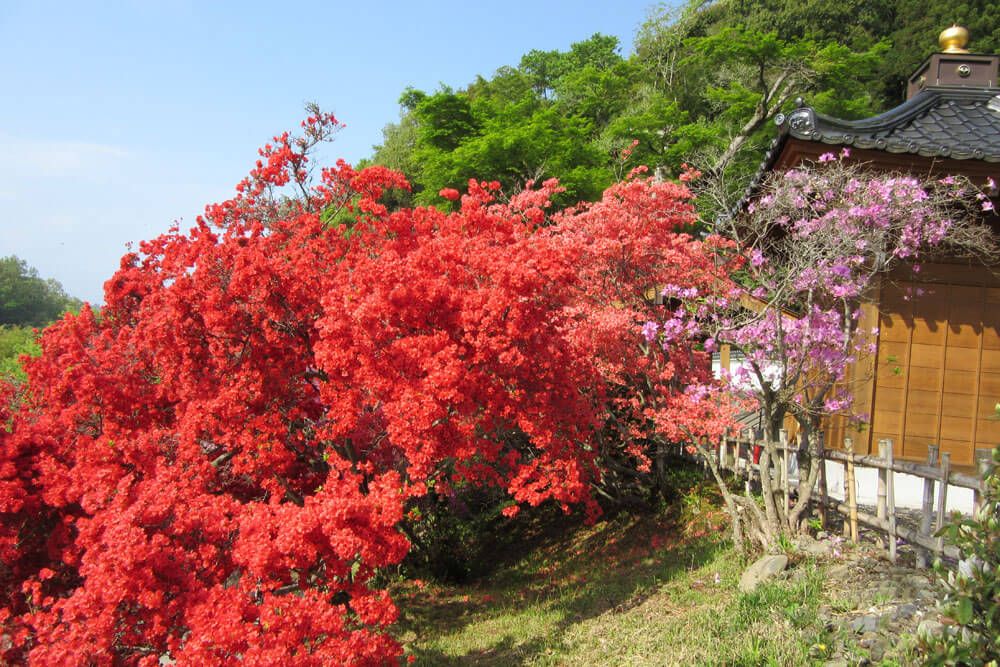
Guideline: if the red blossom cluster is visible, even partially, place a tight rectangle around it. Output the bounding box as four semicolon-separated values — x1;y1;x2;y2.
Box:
0;113;729;664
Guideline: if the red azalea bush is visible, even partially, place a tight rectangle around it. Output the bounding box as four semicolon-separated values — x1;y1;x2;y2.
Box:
0;114;730;664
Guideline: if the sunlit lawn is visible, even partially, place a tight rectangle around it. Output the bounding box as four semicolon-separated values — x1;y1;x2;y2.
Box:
391;493;840;666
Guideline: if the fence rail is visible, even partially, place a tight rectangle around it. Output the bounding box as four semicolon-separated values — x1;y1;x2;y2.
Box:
690;435;995;567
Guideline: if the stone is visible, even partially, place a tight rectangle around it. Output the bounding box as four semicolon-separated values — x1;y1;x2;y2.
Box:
799;539;831;557
916;587;938;601
826;563;852;580
739;554;789;593
895;603;918;620
860;633;886;661
850;615;880;633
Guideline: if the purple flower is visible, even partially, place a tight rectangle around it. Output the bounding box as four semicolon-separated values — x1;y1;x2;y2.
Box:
641;321;659;342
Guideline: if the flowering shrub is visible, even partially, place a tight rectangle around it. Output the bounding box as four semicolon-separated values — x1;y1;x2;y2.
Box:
923;447;1000;665
0;116;726;664
641;155;998;549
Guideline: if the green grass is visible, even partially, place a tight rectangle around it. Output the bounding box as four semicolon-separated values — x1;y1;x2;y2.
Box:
391;500;838;666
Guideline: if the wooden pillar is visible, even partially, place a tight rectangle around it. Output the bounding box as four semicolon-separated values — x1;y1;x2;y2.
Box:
935;452;951;558
973;448;994;515
845;437;859;543
885;439;897;564
917;445;939;569
876;439;888;550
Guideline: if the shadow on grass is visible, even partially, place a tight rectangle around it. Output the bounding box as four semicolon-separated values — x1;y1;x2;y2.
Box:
408;635;550;666
398;505;732;665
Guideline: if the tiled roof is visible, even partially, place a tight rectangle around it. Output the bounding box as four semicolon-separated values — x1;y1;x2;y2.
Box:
733;87;1000;213
777;87;1000;161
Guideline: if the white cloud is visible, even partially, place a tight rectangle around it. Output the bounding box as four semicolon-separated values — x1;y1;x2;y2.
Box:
0;135;129;174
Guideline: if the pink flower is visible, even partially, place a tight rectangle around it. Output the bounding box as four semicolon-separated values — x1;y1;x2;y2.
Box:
818;152;836;163
641;321;659;342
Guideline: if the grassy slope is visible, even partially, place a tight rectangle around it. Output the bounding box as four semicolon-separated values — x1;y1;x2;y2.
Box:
389;484;889;666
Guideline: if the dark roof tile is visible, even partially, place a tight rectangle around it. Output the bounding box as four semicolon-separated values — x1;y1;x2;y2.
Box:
733;87;1000;214
781;87;1000;163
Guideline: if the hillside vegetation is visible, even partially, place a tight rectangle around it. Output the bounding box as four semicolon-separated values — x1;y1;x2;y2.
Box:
368;0;1000;210
0;255;80;381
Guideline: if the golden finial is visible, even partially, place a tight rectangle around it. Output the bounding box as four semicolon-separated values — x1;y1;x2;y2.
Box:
939;25;970;53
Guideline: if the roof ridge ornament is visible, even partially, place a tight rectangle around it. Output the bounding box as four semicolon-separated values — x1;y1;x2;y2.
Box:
940;25;970;54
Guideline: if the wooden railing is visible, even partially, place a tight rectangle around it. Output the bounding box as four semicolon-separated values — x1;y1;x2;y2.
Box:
687;435;995;567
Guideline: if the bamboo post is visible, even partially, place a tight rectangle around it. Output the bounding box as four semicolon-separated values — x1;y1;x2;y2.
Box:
917;445;939;569
885;439;897;564
780;429;790;519
845;437;859;543
876;439;888;549
973;449;993;515
935;451;951;558
818;433;829;530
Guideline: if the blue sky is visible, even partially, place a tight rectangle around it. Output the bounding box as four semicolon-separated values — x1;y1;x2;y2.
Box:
0;0;665;304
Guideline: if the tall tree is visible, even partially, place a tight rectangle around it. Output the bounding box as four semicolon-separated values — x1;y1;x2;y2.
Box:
0;256;80;327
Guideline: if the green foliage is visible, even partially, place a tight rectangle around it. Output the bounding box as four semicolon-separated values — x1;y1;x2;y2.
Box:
879;0;1000;106
412;90;479;152
370;0;999;216
923;447;1000;665
372;34;628;207
0;325;39;382
403;484;516;583
0;255;81;327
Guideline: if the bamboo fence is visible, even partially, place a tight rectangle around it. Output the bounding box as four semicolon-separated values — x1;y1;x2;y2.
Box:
689;434;996;567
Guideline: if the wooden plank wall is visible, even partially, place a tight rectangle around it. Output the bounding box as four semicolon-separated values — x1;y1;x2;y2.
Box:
865;264;1000;467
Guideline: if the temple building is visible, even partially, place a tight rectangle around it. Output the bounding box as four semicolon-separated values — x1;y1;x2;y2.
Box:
739;26;1000;469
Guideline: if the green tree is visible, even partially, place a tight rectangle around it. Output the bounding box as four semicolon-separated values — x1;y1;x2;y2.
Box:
369;1;993;214
0;256;81;327
370;34;633;207
633;2;887;187
0;325;39;382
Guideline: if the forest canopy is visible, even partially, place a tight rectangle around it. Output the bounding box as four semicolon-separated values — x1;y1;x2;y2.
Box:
368;0;1000;209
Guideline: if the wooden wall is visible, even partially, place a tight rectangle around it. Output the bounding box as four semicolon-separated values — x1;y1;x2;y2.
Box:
865;264;1000;467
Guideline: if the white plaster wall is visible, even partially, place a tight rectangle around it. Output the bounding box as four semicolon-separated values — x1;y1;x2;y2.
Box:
820;460;974;514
